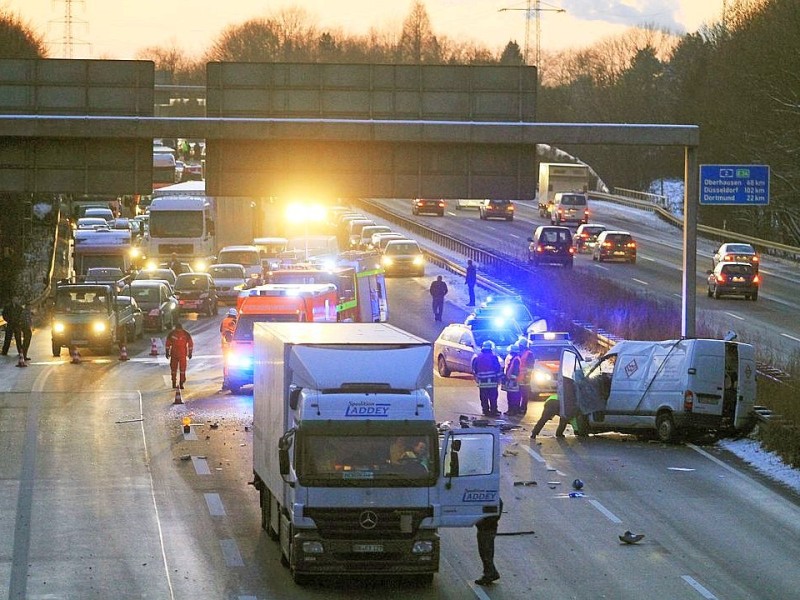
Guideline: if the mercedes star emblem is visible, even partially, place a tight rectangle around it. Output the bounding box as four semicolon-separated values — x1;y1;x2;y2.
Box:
359;510;378;529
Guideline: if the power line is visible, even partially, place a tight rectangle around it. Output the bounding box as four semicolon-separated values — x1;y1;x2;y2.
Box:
499;0;565;67
50;0;89;58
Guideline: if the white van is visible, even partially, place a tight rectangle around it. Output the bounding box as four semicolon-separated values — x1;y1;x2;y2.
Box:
558;338;757;442
217;245;262;278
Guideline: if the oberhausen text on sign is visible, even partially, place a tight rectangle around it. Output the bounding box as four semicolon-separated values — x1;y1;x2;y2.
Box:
700;164;770;205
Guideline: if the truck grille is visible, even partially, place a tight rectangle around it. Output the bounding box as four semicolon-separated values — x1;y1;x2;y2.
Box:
158;243;194;255
304;507;432;540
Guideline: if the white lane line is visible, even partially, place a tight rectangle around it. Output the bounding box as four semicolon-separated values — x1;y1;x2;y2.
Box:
687;444;744;479
782;333;800;343
520;445;546;463
192;456;211;475
641;255;654;261
446;211;457;217
239;596;258;600
594;264;610;271
681;575;718;599
587;499;623;524
469;583;492;600
632;278;649;286
138;390;177;600
672;293;683;299
724;312;744;321
204;493;226;517
509;233;520;239
220;539;245;567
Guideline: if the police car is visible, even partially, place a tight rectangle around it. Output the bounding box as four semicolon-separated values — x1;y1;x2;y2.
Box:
526;332;581;399
468;295;547;336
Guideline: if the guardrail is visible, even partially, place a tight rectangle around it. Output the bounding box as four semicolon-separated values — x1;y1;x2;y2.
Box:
591;191;800;261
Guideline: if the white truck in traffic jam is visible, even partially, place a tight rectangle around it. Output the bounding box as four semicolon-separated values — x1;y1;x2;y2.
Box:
251;322;501;584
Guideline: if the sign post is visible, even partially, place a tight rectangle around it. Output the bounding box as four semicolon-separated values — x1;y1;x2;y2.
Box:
699;164;770;205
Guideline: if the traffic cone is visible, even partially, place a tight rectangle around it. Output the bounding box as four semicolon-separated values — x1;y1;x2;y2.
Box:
70;346;81;364
173;386;183;405
16;354;28;368
118;344;129;361
150;338;158;356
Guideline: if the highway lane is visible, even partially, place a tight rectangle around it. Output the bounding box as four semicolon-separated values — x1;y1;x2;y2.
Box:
369;198;800;359
2;272;800;599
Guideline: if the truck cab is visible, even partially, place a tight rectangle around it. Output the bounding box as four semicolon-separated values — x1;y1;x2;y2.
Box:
51;283;120;356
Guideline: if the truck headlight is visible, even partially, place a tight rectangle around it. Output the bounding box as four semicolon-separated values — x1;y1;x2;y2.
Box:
129;247;141;259
302;541;324;554
92;321;107;333
412;255;424;266
53;322;66;334
412;541;434;554
194;259;207;272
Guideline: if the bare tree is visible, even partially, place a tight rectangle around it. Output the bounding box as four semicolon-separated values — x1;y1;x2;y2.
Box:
0;9;47;58
397;1;441;63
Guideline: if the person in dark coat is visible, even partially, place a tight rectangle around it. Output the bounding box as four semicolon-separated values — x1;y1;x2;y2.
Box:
475;497;503;585
465;260;477;306
2;297;23;356
530;395;567;439
20;302;33;361
429;275;448;322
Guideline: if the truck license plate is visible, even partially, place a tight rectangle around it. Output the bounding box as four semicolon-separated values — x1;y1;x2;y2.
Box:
353;544;384;553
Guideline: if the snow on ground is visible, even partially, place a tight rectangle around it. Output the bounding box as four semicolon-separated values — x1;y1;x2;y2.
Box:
360;200;800;498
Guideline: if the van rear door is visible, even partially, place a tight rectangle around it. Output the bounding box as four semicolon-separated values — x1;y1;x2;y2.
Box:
688;340;725;417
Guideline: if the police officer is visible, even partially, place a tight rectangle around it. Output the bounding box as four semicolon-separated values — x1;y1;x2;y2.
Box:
503;343;522;415
165;322;194;389
471;340;503;416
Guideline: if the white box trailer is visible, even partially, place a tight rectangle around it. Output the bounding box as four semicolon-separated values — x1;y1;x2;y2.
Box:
252;322;501;584
558;338;757;442
537;162;591;217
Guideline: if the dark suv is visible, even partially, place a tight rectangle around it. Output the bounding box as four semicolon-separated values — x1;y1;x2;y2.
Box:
707;262;759;301
174;272;218;316
412;198;445;216
527;226;574;268
479;199;514;221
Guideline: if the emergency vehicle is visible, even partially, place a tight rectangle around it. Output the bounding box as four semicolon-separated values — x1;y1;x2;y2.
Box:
226;283;338;393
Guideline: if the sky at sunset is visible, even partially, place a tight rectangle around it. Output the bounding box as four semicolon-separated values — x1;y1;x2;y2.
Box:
2;0;725;60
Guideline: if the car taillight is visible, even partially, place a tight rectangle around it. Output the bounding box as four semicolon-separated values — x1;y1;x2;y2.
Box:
627;242;636;248
581;233;589;239
716;273;726;283
569;246;576;255
536;244;545;253
752;256;759;263
603;242;612;248
438;201;445;207
684;390;694;412
753;274;760;284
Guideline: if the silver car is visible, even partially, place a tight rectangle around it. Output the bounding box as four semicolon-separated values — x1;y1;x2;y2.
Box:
207;264;247;304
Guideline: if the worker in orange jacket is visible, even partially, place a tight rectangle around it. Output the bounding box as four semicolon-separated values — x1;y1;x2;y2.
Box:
165;322;193;389
219;308;237;390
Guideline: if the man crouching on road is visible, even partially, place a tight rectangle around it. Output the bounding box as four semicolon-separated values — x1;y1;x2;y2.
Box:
165;322;193;389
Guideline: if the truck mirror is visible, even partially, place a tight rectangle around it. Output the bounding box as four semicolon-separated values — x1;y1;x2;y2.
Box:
289;387;303;410
279;447;291;476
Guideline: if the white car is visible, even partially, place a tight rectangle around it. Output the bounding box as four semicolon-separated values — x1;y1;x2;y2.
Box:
207;263;247;303
455;199;485;210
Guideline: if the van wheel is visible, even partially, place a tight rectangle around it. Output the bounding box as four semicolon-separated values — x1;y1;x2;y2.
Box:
437;355;451;377
656;412;677;443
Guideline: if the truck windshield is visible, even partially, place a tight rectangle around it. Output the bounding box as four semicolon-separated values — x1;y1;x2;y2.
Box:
298;434;438;487
233;314;301;340
149;210;204;238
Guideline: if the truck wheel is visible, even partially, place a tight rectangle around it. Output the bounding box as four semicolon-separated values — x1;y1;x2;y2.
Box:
52;342;61;357
437;355;451;377
656;412;677;443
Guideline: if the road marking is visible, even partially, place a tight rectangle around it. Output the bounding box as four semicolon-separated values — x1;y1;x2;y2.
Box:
204;493;226;516
192;456;211;475
520;445;546;463
782;333;800;343
687;444;745;478
672;293;683;299
681;575;718;599
594;264;610;271
220;539;245;567
724;312;744;321
632;278;649;286
509;233;520;239
641;255;654;261
587;498;623;524
446;211;456;216
469;583;492;600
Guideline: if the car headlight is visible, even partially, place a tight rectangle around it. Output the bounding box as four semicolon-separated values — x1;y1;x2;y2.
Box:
302;541;324;554
53;322;66;334
533;369;553;385
412;540;434;554
412;255;424;266
382;256;393;266
227;353;253;369
194;259;207;272
92;321;107;333
129;247;141;259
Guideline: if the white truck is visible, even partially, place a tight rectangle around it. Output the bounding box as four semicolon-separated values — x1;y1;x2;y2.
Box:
537;162;591;217
252;322;501;584
72;227;136;278
145;194;216;268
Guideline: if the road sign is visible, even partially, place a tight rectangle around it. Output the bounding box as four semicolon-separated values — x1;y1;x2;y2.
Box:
700;164;769;205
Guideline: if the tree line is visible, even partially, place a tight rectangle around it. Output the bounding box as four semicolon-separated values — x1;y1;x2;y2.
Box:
1;0;797;244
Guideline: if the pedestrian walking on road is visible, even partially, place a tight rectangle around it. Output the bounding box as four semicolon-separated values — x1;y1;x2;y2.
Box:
465;260;477;306
429;275;448;322
165;322;194;389
474;497;503;586
472;341;503;416
1;296;23;357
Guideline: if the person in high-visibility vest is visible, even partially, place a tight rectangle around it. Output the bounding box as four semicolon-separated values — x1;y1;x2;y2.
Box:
219;308;237;390
471;341;503;417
